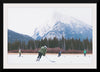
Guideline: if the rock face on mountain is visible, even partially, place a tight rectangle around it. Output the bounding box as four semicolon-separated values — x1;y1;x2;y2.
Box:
33;12;92;41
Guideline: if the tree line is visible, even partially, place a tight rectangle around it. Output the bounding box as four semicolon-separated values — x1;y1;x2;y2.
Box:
8;36;92;51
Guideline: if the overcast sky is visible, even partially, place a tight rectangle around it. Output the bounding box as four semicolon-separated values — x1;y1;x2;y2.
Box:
8;8;92;37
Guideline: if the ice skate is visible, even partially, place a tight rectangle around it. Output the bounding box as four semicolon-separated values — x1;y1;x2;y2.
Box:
36;58;40;61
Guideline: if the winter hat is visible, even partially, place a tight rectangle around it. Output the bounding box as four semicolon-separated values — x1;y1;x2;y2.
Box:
44;45;47;49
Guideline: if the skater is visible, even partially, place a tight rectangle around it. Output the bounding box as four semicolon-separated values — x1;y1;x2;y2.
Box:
58;50;61;57
84;49;87;56
19;48;21;57
36;45;47;61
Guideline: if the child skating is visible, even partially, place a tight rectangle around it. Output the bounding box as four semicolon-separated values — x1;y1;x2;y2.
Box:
36;45;47;61
58;50;61;57
19;48;21;57
84;49;87;56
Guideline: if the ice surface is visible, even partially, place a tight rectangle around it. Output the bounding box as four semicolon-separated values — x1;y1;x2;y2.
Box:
8;54;92;65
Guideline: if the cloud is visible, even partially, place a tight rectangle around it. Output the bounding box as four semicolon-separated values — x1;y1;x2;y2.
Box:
8;8;91;37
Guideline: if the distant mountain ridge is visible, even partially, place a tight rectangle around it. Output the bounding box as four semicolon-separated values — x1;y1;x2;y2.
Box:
8;29;34;44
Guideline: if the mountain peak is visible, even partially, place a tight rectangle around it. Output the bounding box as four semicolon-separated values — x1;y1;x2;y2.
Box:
32;12;92;41
52;12;73;25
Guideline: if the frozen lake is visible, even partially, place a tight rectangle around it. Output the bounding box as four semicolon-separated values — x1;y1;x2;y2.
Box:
8;54;92;65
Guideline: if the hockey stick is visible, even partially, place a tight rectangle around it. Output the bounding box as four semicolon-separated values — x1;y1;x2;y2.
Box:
45;56;56;63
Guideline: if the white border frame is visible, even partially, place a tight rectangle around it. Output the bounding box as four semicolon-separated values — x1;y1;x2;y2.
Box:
3;3;97;69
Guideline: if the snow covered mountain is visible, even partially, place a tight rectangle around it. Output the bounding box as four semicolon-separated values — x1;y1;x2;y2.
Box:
32;12;92;41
